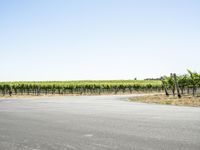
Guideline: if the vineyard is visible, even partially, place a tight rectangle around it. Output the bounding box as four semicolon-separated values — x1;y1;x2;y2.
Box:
0;80;162;96
161;70;200;97
0;70;199;97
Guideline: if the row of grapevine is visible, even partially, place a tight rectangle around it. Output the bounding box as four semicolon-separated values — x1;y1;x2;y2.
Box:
0;80;162;96
161;70;200;97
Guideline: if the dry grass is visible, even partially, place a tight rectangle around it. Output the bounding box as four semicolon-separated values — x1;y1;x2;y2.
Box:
0;91;161;99
129;94;200;107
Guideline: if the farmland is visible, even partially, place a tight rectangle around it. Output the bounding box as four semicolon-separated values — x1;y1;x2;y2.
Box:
0;80;162;96
0;70;199;99
161;70;200;97
129;70;200;107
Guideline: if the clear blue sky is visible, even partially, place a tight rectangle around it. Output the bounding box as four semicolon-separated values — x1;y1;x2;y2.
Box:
0;0;200;81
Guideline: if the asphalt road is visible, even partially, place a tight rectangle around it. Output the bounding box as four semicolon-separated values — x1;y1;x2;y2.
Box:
0;95;200;150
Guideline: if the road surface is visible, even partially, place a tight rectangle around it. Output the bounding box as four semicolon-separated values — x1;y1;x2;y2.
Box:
0;95;200;150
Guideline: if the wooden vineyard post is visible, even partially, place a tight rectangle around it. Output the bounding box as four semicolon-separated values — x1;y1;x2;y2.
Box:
173;73;181;98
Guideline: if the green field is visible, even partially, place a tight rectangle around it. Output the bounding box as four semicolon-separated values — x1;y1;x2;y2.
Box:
1;70;199;97
0;80;162;96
